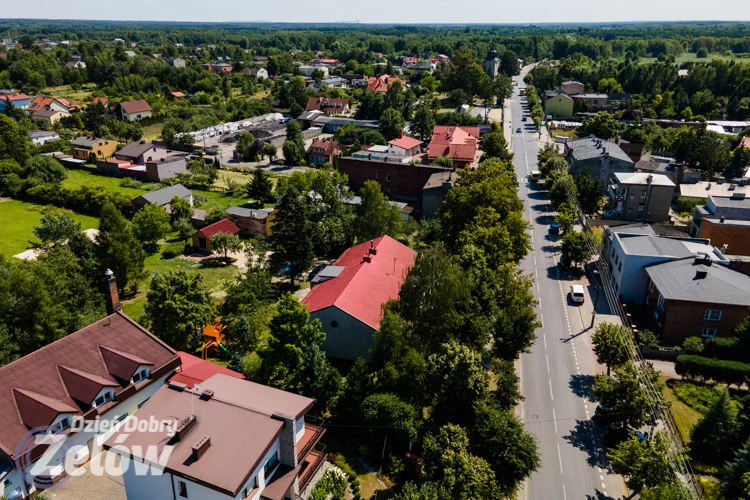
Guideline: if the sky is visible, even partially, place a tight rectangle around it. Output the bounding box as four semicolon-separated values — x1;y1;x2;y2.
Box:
1;0;748;24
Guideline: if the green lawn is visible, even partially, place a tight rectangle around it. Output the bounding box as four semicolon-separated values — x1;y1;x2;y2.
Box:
141;123;164;143
0;199;100;258
62;168;155;198
42;83;98;105
640;52;745;64
661;377;703;444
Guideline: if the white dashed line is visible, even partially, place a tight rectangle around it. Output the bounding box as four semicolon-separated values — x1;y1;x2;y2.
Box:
546;354;550;373
549;379;554;400
557;443;564;474
553;408;558;434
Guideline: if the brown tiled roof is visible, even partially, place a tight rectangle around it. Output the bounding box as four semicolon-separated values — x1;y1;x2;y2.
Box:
100;346;154;381
305;97;350;113
105;373;315;497
119;99;151;114
306;139;343;156
58;365;119;404
0;312;178;458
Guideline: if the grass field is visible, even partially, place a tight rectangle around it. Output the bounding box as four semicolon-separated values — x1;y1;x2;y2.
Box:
0;199;100;258
640;52;746;64
141;123;164;142
661;377;703;444
42;83;98;105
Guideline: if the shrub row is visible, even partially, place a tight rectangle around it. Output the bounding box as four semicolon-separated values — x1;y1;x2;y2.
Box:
24;183;131;216
703;337;749;363
675;354;750;386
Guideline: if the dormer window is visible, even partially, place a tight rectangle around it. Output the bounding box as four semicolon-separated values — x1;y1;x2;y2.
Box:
132;367;150;384
94;390;114;408
50;416;72;433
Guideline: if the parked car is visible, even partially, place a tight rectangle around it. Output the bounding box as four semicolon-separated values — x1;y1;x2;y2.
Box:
516;127;522;133
549;223;559;235
570;284;585;304
522;116;527;122
530;170;540;182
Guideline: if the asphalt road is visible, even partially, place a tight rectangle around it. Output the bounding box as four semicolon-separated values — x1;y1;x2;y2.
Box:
510;68;626;500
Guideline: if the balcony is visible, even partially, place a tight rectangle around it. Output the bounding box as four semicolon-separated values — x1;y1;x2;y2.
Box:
297;417;326;464
298;443;327;492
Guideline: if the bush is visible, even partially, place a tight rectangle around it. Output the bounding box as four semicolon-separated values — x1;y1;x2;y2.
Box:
310;467;348;500
667;379;724;413
675;354;750;386
704;337;748;362
683;337;705;354
242;352;263;380
332;454;357;480
120;178;144;189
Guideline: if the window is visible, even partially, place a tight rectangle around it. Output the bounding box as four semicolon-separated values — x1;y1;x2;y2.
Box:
657;294;666;310
641;190;647;198
375;173;380;179
638;204;644;212
264;452;279;477
3;479;10;487
704;310;722;321
627;208;632;214
629;194;635;200
649;280;655;292
132;368;149;384
178;480;188;498
51;416;71;433
618;262;622;272
701;328;718;338
385;174;392;183
95;391;113;407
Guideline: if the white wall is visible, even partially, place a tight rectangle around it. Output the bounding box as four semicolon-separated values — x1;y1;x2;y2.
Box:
610;238;672;305
295;416;305;443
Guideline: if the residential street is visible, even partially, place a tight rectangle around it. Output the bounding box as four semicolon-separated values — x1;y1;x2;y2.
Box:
508;67;627;500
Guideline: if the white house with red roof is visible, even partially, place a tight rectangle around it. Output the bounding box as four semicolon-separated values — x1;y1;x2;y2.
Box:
387;135;422;157
302;236;417;360
114;99;152;121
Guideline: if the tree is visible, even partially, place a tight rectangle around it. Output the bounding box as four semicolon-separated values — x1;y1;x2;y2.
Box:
0;114;31;164
263;143;277;160
210;231;243;259
142;271;214;351
682;336;704;354
235;131;257;161
282;139;304;166
422;424;502;500
583;111;619;140
723;438;750;499
260;293;325;389
500;50;520;77
555;201;576;235
609;431;681;495
271;186;314;286
132;204;171;250
335;357;374;422
169;195;193;223
361;392;422;446
574;169;603;214
204;208;231;225
640;485;693;500
97;202;144;293
23;156;67;184
561;231;597;268
457;208;519;269
411;102;436;142
592;322;632;376
33;209;82;244
490;358;522;409
594;361;652;429
248;167;274;203
480;130;513;163
379;108;405;141
354;180;403;241
173;218;195;243
297;344;342;412
690;389;738;464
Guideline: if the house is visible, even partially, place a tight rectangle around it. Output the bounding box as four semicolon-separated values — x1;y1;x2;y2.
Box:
124;50;136;58
564;136;635;188
132;184;193;211
192;218;240;253
168;91;186;99
32;107;69;126
305;138;343;165
608;172;675;223
145;156;188;182
422;170;456;219
302;236;417;360
65;60;86;69
203;63;232;73
340;74;369;87
427;125;481;168
299;65;329;79
167;57;186;68
242;66;268;79
313;58;342;67
336;156;450;202
170;351;245;388
0;92;31;112
297;110;325;130
680;181;750;200
605;228;727;305
367;74;401;93
27;130;60;146
573;93;608;111
27;96;71;115
70;136;119;161
315;116;380;134
387;135;422;157
351;145;412;163
544;91;574;119
305;97;351;116
115;100;152;121
226;207;274;237
319;77;349;89
104;372;326;500
96;158;147;179
91;96;109;107
691;195;750;255
561;81;585;96
0;278;180;500
644;255;750;343
115;142;169;165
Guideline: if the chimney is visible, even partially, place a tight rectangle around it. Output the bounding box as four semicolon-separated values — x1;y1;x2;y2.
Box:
399;129;404;139
369;241;377;255
175;414;198;441
200;389;214;400
363;254;372;263
191;436;211;461
103;269;122;315
695;265;708;279
720;216;725;223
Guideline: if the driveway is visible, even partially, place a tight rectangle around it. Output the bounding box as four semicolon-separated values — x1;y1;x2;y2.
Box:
45;451;125;500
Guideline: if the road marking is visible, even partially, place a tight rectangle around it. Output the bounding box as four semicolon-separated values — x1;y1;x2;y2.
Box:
553;408;558;433
543;334;547;350
549;379;554;400
546;354;550;373
533;255;537;266
540;312;544;327
562;484;567;500
557;443;563;474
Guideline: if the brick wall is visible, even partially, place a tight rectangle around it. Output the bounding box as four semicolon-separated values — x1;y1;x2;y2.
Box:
699;219;750;256
336;157;450;201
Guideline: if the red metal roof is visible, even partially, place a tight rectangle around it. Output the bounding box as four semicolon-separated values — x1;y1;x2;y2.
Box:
198;218;240;239
1;93;30;101
388;136;422;151
170;351;245;388
302;235;417;330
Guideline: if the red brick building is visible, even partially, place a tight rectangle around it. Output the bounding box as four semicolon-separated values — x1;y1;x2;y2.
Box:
336;156;451;201
644;255;750;343
306;138;344;165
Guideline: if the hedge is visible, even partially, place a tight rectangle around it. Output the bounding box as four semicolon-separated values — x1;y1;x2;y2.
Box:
703;337;749;363
24;183;131;216
675;354;750;385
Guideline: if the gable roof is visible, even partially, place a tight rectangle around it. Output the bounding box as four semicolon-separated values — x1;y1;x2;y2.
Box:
170;351;245;388
91;96;109;106
427;126;480;162
0;92;30;102
118;99;151;114
306;138;342;156
28;96;71;112
135;184;192;206
197;218;240;239
0;312;178;458
117;141;165;160
388;136;422;150
70;135;105;148
302;235;417;330
100;345;154;381
306;97;350;112
367;74;401;92
646;257;750;306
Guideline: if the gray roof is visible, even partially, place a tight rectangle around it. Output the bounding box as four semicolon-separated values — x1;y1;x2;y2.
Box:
226;206;273;219
70;136;103;148
298;110;323;121
135;184;192;206
680;182;750;199
646;257;750;306
709;195;750;209
344;196;408;211
423;171;456;190
117;142;165;159
28;130;59;138
614;172;675;187
567;137;633;165
574;93;608;99
605;223;656;237
618;234;716;259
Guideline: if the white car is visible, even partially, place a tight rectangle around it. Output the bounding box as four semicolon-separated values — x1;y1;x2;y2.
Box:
570;285;585;304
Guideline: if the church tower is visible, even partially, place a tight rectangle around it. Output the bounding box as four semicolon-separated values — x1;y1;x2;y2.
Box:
484;47;500;77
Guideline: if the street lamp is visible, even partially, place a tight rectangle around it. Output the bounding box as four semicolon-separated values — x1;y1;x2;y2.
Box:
590;269;600;329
